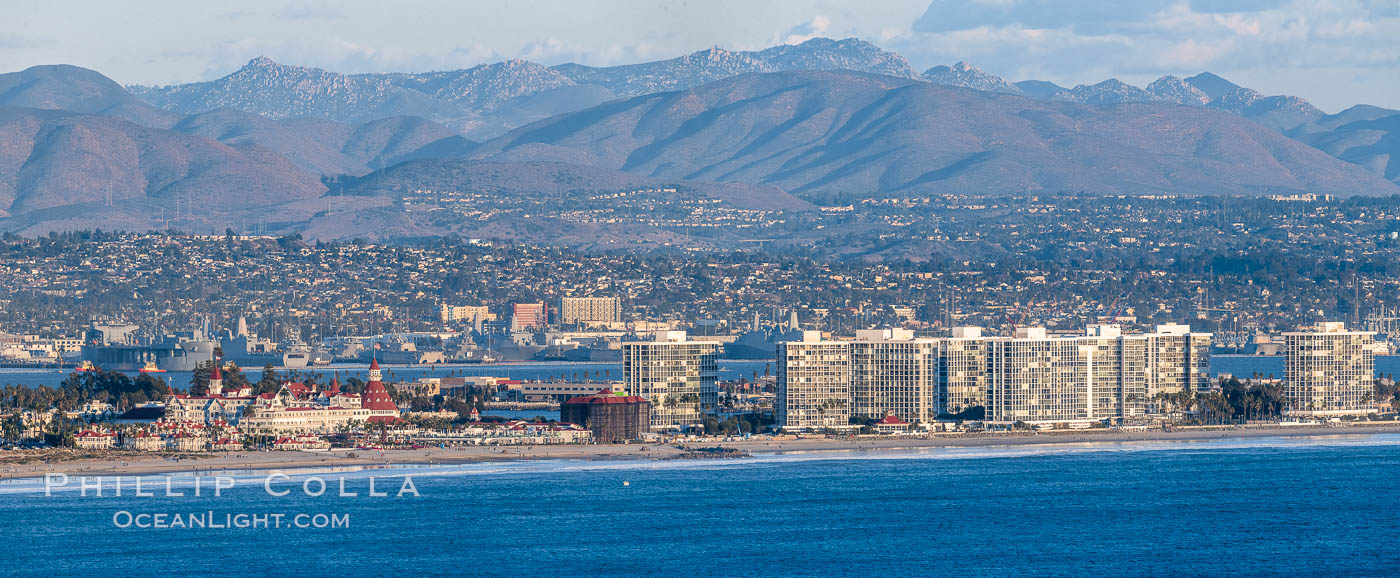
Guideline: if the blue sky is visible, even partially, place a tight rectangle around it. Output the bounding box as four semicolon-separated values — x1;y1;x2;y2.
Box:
5;0;1397;112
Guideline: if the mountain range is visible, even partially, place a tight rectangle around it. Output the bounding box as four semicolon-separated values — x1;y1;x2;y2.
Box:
469;71;1393;198
130;38;919;140
0;37;1396;243
126;39;1337;139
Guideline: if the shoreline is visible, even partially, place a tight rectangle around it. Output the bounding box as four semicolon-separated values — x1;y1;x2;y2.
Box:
5;423;1400;481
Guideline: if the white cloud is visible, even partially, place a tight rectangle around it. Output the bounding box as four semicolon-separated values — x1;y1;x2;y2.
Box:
775;16;832;45
894;0;1400;110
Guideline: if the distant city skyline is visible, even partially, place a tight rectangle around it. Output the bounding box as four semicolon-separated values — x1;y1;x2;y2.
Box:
4;0;1398;112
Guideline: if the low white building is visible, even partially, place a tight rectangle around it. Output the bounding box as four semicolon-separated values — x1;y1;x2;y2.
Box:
74;429;116;449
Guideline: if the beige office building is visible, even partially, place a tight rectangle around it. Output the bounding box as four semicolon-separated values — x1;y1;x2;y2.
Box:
1283;322;1378;417
561;296;621;326
622;331;719;431
777;331;852;431
440;304;496;324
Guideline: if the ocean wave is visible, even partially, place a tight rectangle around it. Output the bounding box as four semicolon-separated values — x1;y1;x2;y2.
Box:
4;433;1399;493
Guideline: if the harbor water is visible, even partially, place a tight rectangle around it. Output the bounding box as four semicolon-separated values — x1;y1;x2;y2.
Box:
6;355;1398;391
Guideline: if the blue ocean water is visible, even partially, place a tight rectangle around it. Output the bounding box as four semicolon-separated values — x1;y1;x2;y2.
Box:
2;435;1399;576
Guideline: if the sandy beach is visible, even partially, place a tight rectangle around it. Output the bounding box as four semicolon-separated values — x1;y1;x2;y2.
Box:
5;423;1400;481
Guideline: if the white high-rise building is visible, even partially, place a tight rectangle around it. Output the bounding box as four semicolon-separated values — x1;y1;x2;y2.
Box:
846;327;990;423
937;327;989;416
622;331;719;431
777;324;1211;430
1144;323;1213;397
984;325;1212;426
1283;322;1379;417
850;329;938;424
777;331;852;431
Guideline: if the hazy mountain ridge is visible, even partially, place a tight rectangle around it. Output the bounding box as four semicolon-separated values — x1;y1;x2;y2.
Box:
1145;76;1210;106
1208;87;1324;131
378;59;581;111
1068;79;1157;104
1014;80;1071;100
1183;72;1242;100
128;38;915;138
1292;105;1400;184
921;62;1021;94
921;63;1321;129
551;38;917;98
126;38;1334;140
129;57;465;125
471;70;1398;198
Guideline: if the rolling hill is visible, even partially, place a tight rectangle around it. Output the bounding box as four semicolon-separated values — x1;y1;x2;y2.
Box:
170;108;462;176
0;107;324;218
0;65;179;128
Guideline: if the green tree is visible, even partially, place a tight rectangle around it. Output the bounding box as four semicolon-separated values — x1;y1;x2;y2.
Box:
257;363;281;394
1;414;24;443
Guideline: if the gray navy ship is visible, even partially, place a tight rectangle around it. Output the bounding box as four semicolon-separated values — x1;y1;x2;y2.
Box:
80;323;216;371
722;311;803;360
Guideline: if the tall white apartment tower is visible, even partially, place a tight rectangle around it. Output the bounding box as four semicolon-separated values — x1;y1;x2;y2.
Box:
938;326;988;415
1283;322;1378;416
1144;323;1213;397
850;329;938;424
777;331;853;431
622;331;719;431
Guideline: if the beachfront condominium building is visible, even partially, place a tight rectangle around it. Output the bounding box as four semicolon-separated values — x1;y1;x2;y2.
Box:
778;324;1210;430
777;331;852;431
938;326;989;416
1283;322;1379;417
987;327;1110;426
850;329;938;424
847;327;987;422
511;302;548;333
984;324;1212;427
622;331;719;431
1144;324;1213;397
560;296;621;326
